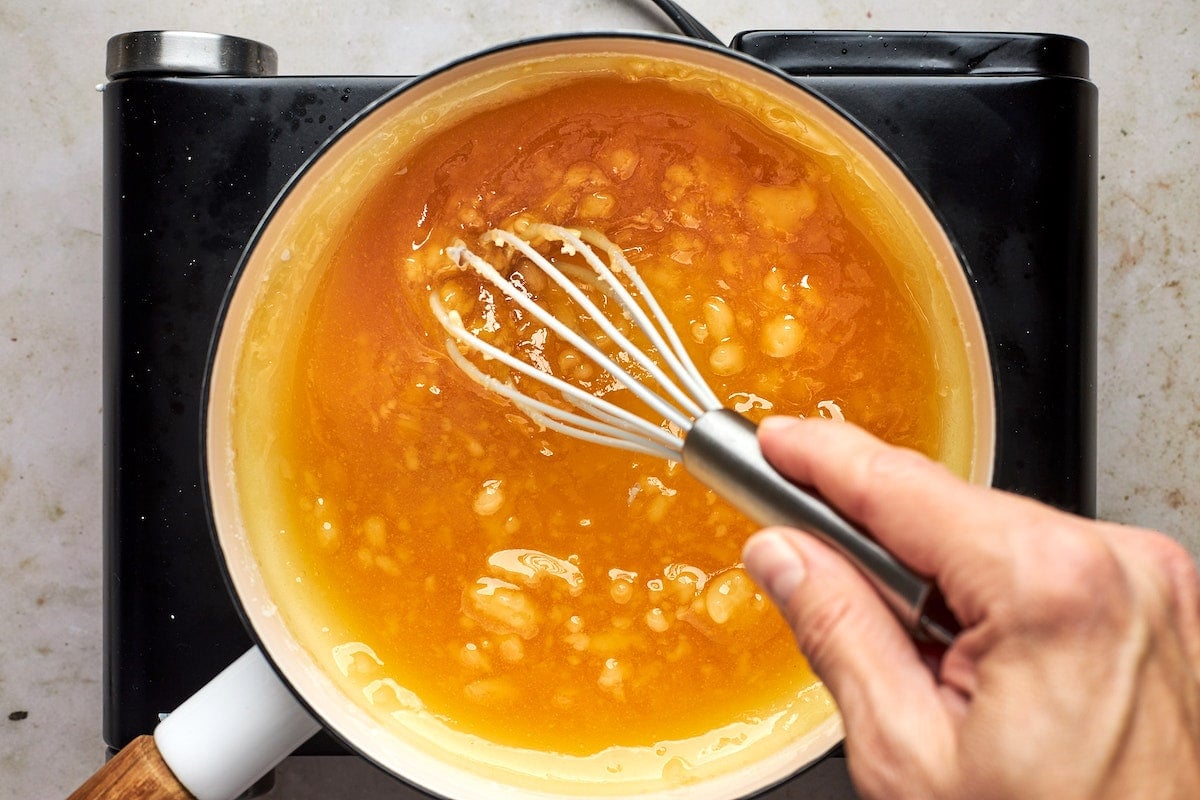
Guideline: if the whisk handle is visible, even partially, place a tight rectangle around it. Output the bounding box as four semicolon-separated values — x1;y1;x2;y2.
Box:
682;409;959;646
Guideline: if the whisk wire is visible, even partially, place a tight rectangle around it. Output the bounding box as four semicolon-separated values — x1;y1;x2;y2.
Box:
559;227;722;414
431;297;681;459
489;229;708;427
516;225;716;417
444;239;695;434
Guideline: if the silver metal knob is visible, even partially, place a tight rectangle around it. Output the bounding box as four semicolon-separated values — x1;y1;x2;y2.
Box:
105;31;278;80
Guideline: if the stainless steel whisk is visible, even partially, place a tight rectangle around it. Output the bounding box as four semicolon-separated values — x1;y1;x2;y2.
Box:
429;222;959;646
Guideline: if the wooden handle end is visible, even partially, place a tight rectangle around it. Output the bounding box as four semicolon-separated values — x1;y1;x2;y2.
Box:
67;735;194;800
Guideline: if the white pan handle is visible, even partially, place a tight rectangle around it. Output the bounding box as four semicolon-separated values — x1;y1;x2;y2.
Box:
154;647;323;800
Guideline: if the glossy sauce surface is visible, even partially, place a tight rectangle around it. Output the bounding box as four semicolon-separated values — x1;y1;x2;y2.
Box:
271;74;947;762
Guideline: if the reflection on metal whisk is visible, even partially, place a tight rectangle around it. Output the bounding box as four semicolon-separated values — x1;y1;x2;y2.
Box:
429;223;960;646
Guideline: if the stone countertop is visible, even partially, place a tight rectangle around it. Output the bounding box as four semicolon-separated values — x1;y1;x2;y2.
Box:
0;1;1196;798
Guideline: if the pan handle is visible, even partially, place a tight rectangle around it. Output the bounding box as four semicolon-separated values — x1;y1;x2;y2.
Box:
68;648;321;800
66;735;192;800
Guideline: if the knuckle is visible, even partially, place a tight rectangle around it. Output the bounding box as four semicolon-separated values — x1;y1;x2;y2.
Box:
1120;528;1200;619
1150;536;1200;593
1014;520;1127;624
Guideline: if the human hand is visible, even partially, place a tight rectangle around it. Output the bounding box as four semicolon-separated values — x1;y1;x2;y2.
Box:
741;416;1200;800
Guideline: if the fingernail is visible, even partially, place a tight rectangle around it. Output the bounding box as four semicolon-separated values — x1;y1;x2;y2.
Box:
743;531;807;605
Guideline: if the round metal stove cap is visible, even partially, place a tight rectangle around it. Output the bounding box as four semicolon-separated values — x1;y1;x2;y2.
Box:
106;31;278;79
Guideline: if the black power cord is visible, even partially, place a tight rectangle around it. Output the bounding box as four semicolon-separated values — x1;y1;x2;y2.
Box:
642;0;724;45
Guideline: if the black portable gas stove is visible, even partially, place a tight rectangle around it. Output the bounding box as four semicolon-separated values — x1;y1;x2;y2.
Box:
101;25;1097;785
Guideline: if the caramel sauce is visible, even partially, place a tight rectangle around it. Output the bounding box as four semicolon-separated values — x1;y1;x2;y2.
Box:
272;74;945;760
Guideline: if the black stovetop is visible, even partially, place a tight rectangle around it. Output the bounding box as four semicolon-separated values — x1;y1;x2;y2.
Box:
102;29;1096;760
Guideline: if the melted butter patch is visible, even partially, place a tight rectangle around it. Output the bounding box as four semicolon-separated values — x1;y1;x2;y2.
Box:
729;391;774;414
661;755;694;783
486;548;585;596
462;577;541;639
331;641;383;677
363;677;425;713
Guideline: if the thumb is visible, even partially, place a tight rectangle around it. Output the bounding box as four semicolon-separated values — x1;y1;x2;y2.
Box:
743;528;948;744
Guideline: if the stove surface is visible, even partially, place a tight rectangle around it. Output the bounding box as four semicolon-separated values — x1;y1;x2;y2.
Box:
102;28;1096;766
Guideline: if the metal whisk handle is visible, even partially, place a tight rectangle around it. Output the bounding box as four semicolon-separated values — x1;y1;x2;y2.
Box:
682;409;960;646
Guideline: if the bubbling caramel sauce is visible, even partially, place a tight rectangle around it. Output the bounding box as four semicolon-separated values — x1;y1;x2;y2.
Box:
251;64;970;786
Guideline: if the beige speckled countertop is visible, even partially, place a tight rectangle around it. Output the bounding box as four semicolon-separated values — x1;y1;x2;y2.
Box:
1;1;1196;798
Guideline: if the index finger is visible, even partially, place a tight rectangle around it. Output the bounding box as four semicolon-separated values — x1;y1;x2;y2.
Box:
755;416;1056;615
